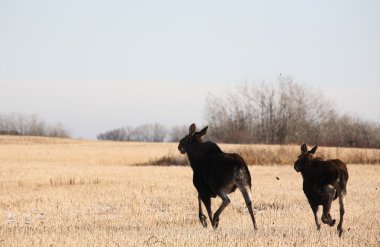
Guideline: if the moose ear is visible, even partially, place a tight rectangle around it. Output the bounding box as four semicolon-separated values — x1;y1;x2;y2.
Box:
198;126;208;136
189;123;196;135
310;145;318;154
301;144;308;154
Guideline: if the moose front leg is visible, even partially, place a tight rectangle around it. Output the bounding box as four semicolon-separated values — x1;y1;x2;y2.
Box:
198;195;207;227
311;204;321;230
200;195;213;227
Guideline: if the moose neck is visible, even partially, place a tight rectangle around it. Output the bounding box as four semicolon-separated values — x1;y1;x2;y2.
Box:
186;143;205;172
300;159;316;179
186;141;223;172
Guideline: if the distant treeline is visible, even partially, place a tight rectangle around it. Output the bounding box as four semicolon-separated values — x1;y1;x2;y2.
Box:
205;78;380;148
0;113;70;138
98;79;380;148
4;78;377;148
99;79;380;148
97;123;187;142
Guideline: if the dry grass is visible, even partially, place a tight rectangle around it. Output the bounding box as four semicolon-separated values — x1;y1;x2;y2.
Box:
0;136;379;246
0;135;176;167
1;136;379;168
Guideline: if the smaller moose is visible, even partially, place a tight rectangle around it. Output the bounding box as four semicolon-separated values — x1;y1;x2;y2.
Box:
294;144;349;237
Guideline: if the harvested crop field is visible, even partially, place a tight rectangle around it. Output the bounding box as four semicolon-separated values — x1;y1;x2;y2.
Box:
0;136;379;246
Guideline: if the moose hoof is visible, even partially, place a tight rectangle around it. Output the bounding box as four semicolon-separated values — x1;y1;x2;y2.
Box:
329;219;336;227
337;224;343;237
212;217;219;229
254;223;258;231
199;214;207;228
321;216;329;224
322;215;333;225
316;224;321;230
338;228;343;237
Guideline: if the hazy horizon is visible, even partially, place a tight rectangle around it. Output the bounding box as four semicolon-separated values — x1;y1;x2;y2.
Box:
1;1;379;139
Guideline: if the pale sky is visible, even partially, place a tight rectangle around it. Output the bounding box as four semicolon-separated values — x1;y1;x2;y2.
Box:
1;0;379;139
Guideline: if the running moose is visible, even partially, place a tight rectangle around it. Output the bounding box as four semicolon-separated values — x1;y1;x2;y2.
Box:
178;123;257;230
294;144;349;237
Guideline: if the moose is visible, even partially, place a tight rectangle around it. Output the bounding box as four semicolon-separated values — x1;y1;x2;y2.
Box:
294;144;349;237
178;123;257;230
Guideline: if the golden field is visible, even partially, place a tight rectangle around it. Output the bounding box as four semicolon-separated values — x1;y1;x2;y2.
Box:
0;136;379;246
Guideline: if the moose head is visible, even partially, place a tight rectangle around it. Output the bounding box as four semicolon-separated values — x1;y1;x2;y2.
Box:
294;144;318;172
178;123;208;154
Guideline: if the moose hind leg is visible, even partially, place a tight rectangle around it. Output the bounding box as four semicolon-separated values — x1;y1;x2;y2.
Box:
212;191;230;229
238;185;257;230
321;185;336;227
337;191;345;237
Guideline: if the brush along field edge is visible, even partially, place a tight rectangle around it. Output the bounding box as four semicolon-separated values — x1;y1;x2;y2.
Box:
0;136;379;166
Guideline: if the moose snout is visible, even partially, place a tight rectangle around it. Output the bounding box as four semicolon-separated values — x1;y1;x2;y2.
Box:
294;163;300;172
178;145;186;154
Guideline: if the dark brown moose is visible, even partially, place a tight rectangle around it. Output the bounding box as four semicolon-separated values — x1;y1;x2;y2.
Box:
178;123;257;230
294;144;349;237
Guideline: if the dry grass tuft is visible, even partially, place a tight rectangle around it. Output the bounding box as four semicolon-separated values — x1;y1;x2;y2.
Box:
134;155;189;166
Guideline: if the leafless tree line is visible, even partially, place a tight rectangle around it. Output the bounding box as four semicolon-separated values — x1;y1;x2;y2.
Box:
97;123;188;142
5;77;376;148
205;77;380;148
0;113;70;138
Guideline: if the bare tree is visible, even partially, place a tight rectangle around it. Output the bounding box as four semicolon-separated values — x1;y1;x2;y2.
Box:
97;126;132;141
131;123;167;142
0;113;70;138
168;125;188;142
98;123;167;142
46;123;70;138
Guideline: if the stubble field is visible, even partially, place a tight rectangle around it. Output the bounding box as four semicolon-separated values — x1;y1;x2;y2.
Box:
0;136;379;246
